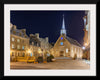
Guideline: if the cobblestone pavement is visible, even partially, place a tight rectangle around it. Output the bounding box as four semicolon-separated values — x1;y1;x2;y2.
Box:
10;59;90;69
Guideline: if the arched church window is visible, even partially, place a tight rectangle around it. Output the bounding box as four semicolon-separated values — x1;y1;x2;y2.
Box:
60;42;63;45
61;37;63;40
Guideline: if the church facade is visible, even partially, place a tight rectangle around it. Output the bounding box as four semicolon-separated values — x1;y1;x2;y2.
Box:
50;15;83;59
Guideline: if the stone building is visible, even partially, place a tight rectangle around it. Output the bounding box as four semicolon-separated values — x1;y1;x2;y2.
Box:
10;23;30;61
50;15;83;59
29;33;42;58
29;33;50;51
29;33;41;47
10;23;52;62
29;33;52;58
39;36;50;51
83;11;90;60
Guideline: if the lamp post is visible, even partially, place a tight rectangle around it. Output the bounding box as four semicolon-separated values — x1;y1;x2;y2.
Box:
28;49;31;56
82;46;85;50
84;43;88;46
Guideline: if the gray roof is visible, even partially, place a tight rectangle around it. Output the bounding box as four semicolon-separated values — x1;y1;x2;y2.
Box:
10;29;29;39
66;36;82;47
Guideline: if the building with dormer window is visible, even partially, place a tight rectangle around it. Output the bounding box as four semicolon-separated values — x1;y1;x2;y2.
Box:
10;23;30;61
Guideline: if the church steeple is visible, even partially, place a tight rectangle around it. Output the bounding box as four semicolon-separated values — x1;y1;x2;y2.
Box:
62;14;65;29
60;14;66;37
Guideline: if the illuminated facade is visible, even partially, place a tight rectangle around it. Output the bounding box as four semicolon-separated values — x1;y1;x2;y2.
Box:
10;23;52;62
83;11;90;60
29;33;52;59
10;23;30;61
50;15;83;59
83;11;90;47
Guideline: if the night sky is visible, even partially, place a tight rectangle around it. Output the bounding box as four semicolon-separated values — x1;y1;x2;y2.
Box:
10;11;85;45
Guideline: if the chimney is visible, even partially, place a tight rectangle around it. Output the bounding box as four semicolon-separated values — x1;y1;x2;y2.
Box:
30;34;34;37
35;33;39;38
22;29;26;33
10;23;13;30
13;25;17;29
45;37;49;42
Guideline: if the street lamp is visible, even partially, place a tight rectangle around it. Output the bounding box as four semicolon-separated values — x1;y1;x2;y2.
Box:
84;43;88;46
38;48;42;56
28;49;31;56
28;50;31;53
82;46;85;50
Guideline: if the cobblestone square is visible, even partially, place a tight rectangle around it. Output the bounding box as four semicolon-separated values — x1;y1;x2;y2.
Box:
10;59;90;69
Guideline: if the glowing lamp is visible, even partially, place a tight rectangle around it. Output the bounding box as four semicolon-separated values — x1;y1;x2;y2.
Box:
82;46;85;50
84;43;88;46
38;48;42;53
28;49;31;53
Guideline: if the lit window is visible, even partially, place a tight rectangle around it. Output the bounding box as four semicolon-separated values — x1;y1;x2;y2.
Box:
12;52;14;56
86;25;88;31
17;39;20;42
75;48;76;53
12;44;14;49
61;37;63;40
30;53;32;56
17;45;20;49
22;46;24;50
66;48;68;53
12;37;15;41
71;46;73;52
60;42;63;45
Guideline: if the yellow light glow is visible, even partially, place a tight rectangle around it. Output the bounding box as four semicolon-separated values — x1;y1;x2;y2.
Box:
84;43;88;46
10;50;12;55
28;49;31;53
38;48;42;53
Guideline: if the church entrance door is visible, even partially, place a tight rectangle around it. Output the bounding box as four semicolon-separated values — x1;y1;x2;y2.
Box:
60;51;64;56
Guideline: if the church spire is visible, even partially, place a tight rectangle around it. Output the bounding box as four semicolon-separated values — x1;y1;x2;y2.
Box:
62;14;65;29
60;14;66;37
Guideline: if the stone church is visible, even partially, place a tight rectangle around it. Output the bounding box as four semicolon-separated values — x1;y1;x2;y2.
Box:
50;15;83;59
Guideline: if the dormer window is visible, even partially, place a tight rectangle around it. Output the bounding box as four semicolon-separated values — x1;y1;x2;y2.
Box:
12;30;16;34
24;35;27;38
